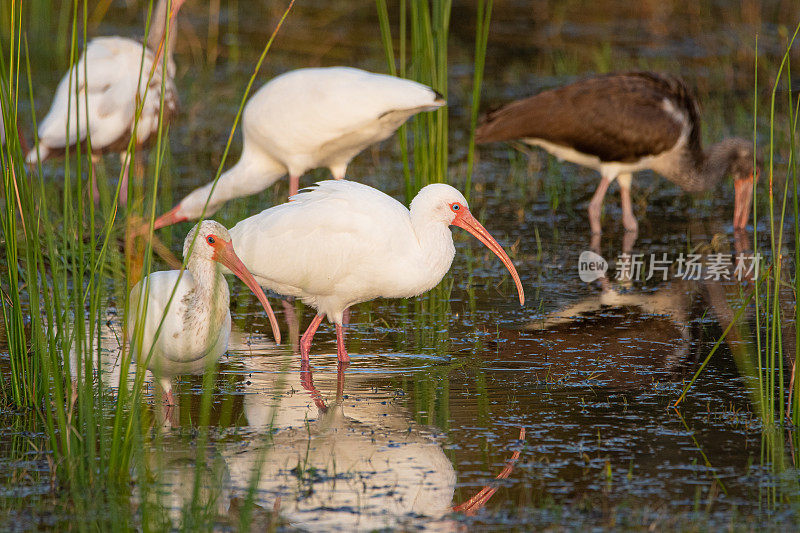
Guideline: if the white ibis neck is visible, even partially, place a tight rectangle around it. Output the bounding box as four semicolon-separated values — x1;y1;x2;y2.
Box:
410;212;456;293
178;145;286;221
183;258;230;326
146;0;179;65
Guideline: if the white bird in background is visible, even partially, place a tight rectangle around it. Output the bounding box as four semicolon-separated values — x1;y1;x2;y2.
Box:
226;180;525;363
27;0;184;206
128;220;280;406
152;67;446;229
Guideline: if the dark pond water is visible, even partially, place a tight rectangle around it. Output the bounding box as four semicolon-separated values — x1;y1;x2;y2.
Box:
5;0;800;530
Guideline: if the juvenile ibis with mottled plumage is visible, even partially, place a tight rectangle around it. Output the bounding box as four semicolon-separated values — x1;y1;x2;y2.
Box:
475;72;758;234
128;220;280;406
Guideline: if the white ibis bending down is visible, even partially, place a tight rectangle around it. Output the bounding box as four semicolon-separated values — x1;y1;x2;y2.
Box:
151;67;445;229
475;72;758;234
26;0;184;206
226;180;525;363
128;220;280;406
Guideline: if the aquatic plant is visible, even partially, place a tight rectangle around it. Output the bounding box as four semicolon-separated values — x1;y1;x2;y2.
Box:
0;0;295;527
672;22;800;511
376;0;450;202
375;1;503;353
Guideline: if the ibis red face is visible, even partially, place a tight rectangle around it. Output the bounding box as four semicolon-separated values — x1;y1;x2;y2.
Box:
205;234;282;345
449;203;525;305
733;172;755;231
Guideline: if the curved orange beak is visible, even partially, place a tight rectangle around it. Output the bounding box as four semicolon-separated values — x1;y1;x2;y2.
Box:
171;0;187;16
153;204;188;231
213;239;281;345
452;208;525;306
733;172;755;231
129;204;186;239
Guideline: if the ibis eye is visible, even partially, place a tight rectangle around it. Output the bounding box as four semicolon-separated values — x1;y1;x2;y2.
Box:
451;203;460;212
206;236;216;245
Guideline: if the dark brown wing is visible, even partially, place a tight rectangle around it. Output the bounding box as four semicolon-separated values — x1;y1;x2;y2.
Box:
476;72;702;163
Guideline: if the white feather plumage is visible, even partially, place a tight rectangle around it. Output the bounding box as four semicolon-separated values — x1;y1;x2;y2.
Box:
228;180;461;324
169;67;446;222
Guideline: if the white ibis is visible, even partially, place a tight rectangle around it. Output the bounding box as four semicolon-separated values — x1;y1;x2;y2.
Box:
26;0;184;205
151;67;445;229
475;72;758;234
127;220;280;406
226;180;525;363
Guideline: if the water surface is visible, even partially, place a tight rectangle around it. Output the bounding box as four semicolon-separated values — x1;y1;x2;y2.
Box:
4;0;800;529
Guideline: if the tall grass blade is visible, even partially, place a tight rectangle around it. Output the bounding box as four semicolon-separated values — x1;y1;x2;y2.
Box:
464;0;492;202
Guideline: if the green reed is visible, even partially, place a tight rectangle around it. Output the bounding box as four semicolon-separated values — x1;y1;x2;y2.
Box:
376;0;450;201
752;23;800;426
674;24;800;426
1;2;47;410
762;48;800;509
375;2;499;350
0;1;294;528
376;1;449;345
656;25;800;511
464;0;492;202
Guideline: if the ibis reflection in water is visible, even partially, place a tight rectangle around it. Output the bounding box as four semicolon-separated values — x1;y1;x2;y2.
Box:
213;333;522;530
498;232;792;391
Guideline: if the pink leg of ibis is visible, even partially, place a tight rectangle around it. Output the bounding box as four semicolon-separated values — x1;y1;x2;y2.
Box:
733;230;750;257
90;163;101;205
622;228;638;255
589;233;612;291
336;360;348;399
281;298;301;352
300;313;325;361
16;124;31;156
289;175;300;197
163;403;179;428
588;174;613;234
68;380;79;419
335;323;350;363
617;173;638;233
788;359;797;421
